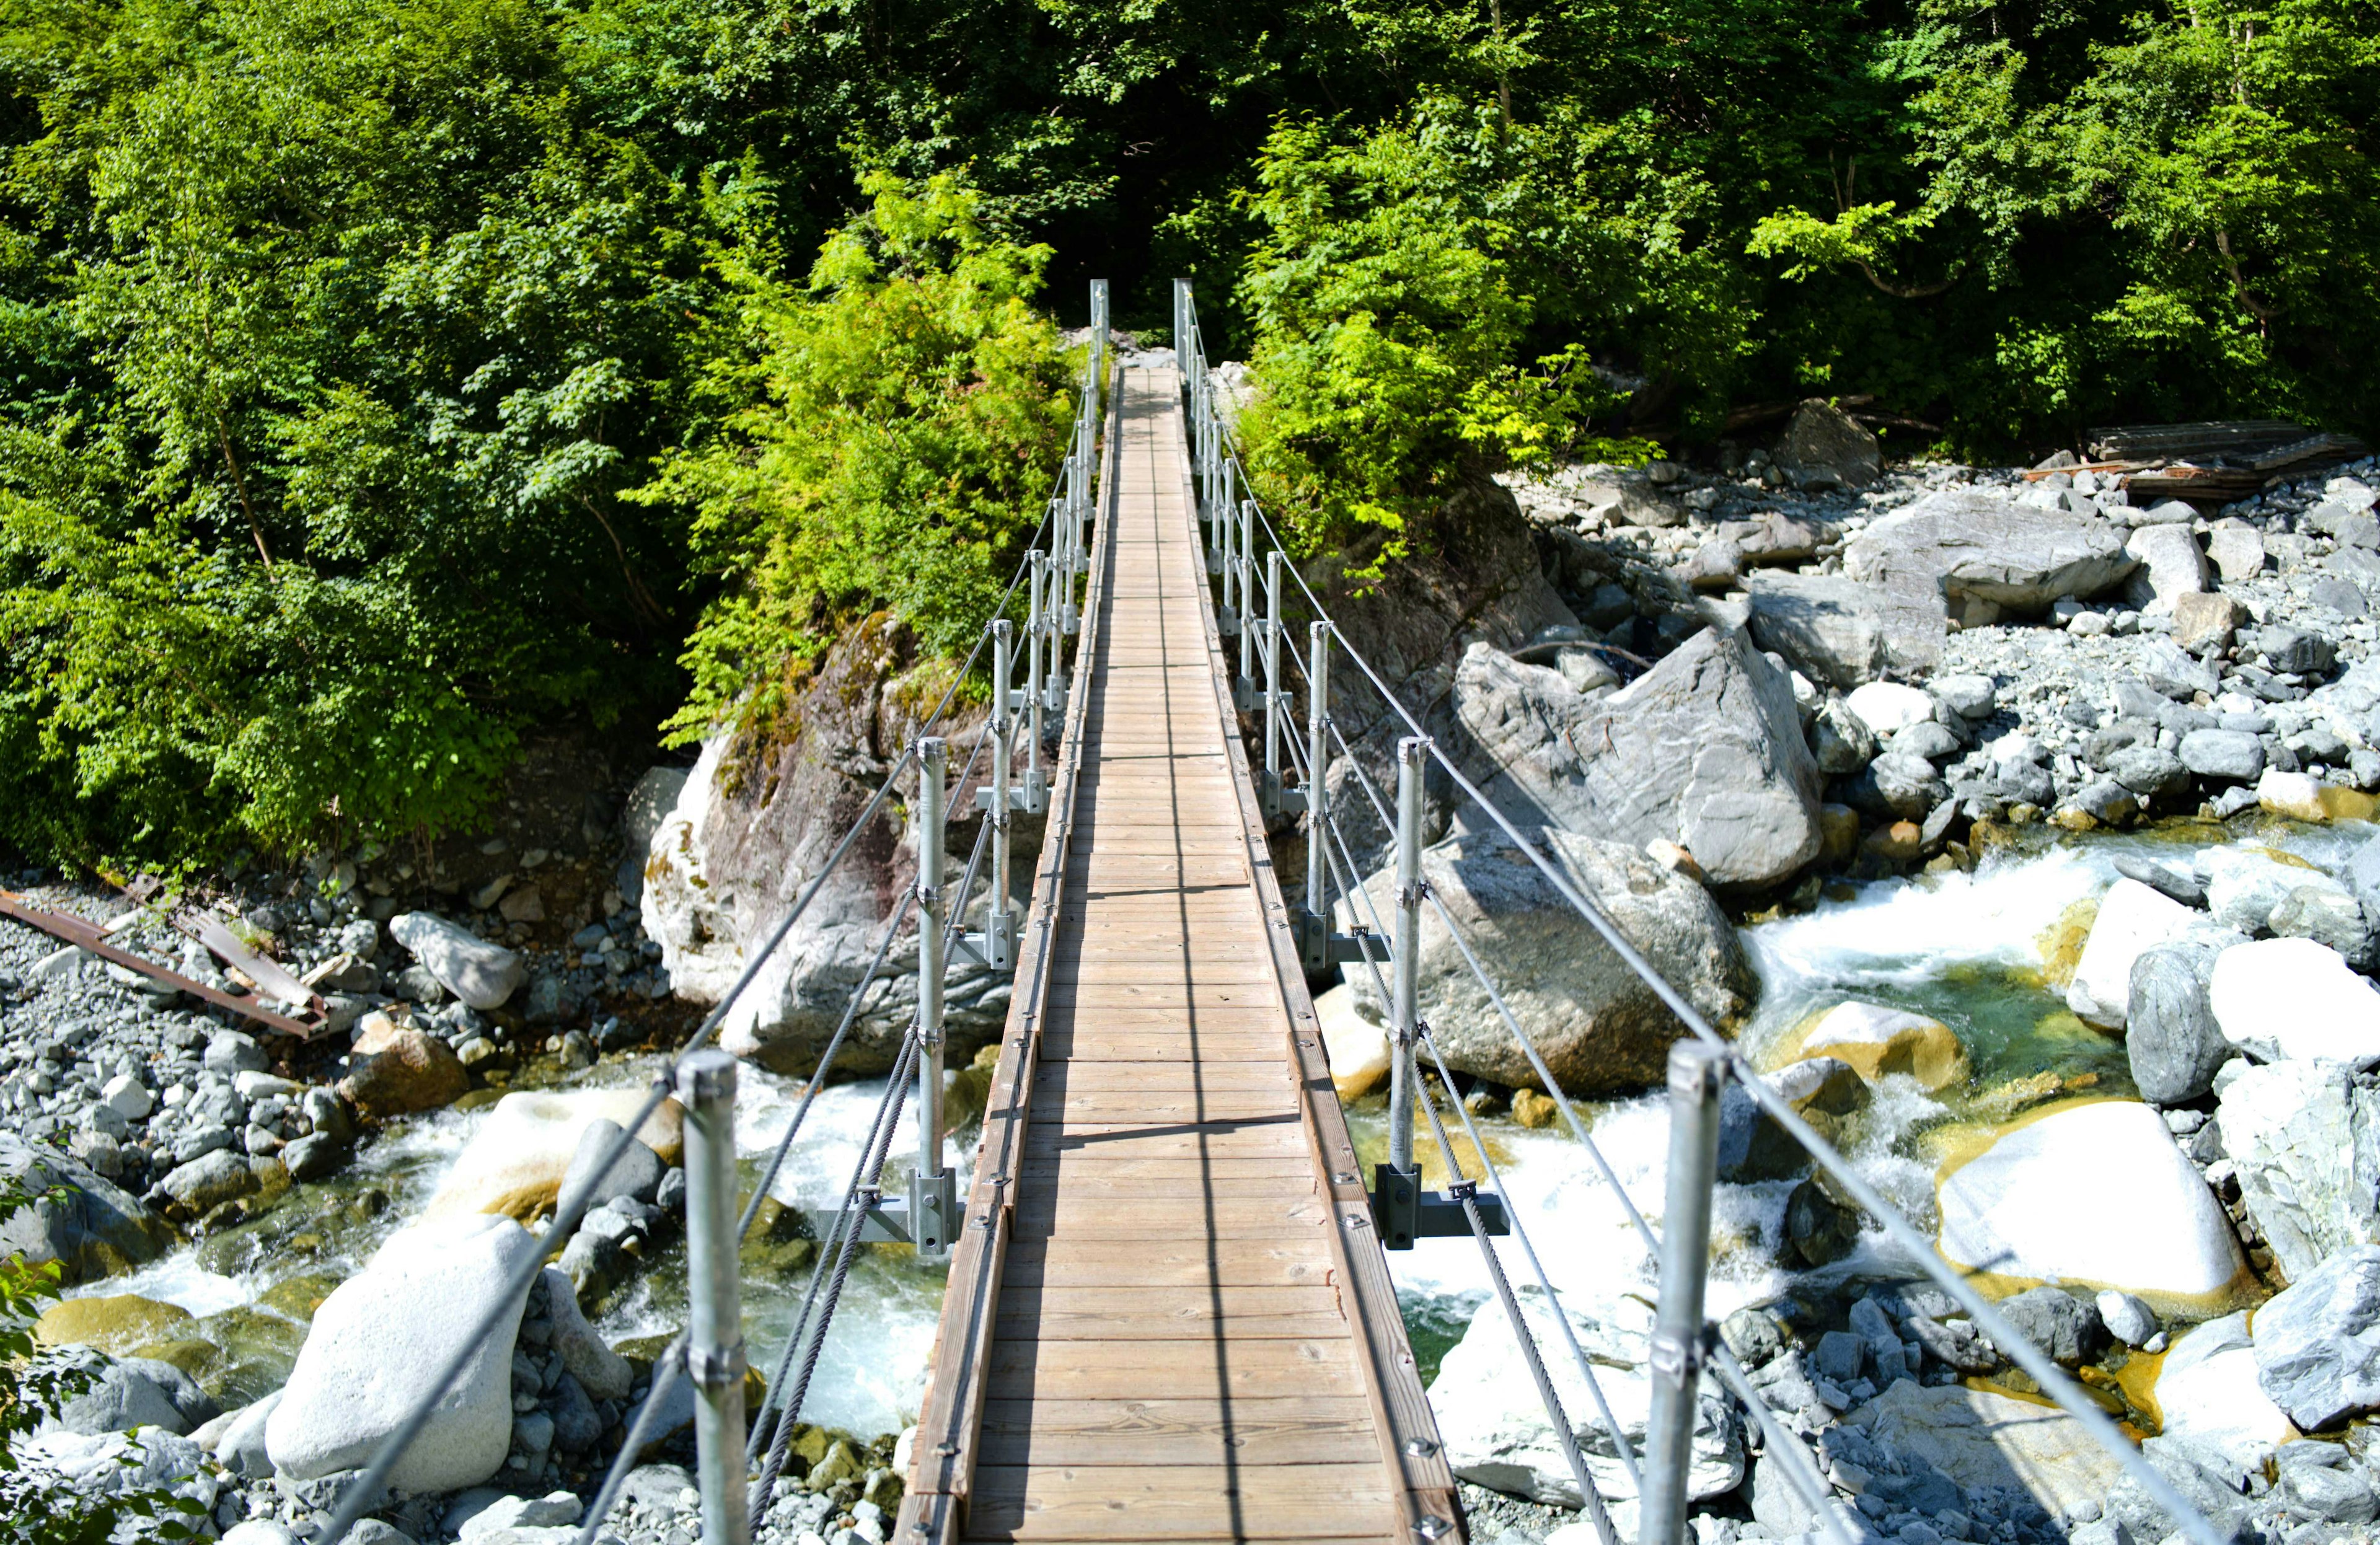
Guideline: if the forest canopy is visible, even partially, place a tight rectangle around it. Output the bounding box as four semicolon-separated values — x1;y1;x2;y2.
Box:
0;0;2370;865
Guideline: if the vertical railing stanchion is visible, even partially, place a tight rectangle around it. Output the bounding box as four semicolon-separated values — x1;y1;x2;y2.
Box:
912;737;956;1260
1263;550;1284;795
679;1049;749;1545
1372;736;1427;1249
1305;621;1330;964
1641;1042;1724;1545
1237;496;1257;692
988;621;1014;969
1026;551;1046;811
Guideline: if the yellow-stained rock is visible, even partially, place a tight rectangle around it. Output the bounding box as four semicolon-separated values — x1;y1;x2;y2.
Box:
1787;1001;1967;1091
1817;804;1860;865
1511;1088;1561;1129
35;1293;194;1354
424;1089;685;1223
1315;985;1390;1099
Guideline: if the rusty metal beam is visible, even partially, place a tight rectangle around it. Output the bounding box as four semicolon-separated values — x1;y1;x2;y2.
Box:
0;890;328;1040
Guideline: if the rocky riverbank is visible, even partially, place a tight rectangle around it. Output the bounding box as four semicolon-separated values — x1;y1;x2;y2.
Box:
14;402;2380;1545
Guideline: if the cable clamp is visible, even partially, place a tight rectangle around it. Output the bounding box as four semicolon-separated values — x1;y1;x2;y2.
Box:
915;881;941;906
1397;880;1432;907
686;1339;747;1392
1649;1326;1711;1388
1447;1180;1477;1203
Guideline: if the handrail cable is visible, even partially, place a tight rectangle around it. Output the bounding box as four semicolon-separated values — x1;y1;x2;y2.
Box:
322;366;1096;1545
1173;302;2227;1545
1281;718;1646;1495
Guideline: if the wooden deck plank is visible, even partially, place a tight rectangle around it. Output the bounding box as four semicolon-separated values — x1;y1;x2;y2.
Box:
902;363;1443;1545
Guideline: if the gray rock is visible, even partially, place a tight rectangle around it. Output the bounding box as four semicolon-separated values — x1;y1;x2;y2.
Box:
622;766;692;863
209;1390;281;1477
549;1375;601;1453
1809;696;1879;776
542;1265;632;1401
203;1032;268;1076
2255;625;2337;677
459;1492;583;1541
1990;1287;2105;1367
2253;1244;2380;1430
2138;638;2221;700
2113;855;2206;908
1892;721;1963;763
1843;491;2136;626
2127;943;2229;1104
1779;400;1883;489
2207;523;2266;582
154;1147;258;1215
2106;745;2190;801
2270;885;2373;966
1742;571;1946;689
2179;729;2265;783
221;1525;299;1545
1450;630;1822;887
2096;1291;2158;1349
558;1118;666;1213
1719;1306;1788;1367
1813;1329;1864;1383
2218;1060;2380;1283
281;1133;346;1184
2312;576;2371;618
2123;524;2210;609
0;1132;170;1286
1849;751;1948;820
389;912;526;1011
2066;778;2138;825
1346;825;1755;1095
1933;673;1998;719
50;1352;219;1437
2347;832;2380;920
2283;1463;2378;1524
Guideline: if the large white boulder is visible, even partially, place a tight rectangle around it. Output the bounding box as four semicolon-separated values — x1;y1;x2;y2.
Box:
1429;1287;1742;1507
1936;1101;2245;1298
2065;879;2234;1029
2208;937;2380;1068
2216;1060;2380;1282
266;1212;539;1492
425;1089;684;1223
2153;1311;2295;1473
389;912;526;1011
2202;847;2344;935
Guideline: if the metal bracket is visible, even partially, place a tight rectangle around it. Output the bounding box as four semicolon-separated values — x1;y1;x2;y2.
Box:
973;783;1039;814
685;1339;747;1392
812;1195;912;1245
910;1169;959;1261
952;910;1018;972
1232;677;1263;713
1369;1163;1509;1251
1259;771;1308;819
1294;910;1387;970
1218;609;1240;636
1648;1326;1712;1389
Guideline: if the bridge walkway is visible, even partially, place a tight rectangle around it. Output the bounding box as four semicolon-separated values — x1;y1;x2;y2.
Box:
899;366;1458;1544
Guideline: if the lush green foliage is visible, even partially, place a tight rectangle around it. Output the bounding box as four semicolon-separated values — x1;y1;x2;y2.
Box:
0;0;2370;865
640;174;1072;742
0;1181;203;1545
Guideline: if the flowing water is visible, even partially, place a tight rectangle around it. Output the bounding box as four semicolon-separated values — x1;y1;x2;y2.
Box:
71;817;2370;1440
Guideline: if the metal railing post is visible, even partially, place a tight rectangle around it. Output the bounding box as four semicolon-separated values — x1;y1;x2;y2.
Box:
1026;551;1046;808
988;621;1013;969
1238;497;1257;690
1219;459;1238;627
1305;621;1329;954
679;1049;749;1545
1264;550;1284;798
913;738;956;1259
1641;1041;1724;1545
1388;737;1426;1177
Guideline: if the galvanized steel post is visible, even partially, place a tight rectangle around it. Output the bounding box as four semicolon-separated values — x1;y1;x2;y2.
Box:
1641;1041;1724;1545
1219;459;1238;626
1305;621;1329;943
1388;736;1426;1177
1263;550;1284;797
677;1049;749;1545
1026;551;1046;807
989;620;1014;969
1238;497;1257;688
913;738;956;1259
